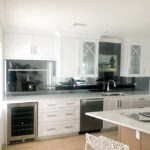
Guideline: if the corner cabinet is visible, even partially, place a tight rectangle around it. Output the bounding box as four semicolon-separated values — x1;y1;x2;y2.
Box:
4;33;58;60
59;35;99;77
121;38;150;77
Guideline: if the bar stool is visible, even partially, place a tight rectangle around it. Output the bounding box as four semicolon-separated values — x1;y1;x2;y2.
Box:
85;133;129;150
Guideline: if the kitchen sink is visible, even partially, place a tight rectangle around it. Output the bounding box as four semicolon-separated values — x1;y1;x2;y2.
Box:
100;92;127;96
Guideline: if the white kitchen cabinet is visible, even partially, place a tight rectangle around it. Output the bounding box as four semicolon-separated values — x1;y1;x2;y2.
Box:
131;96;150;108
121;38;150;77
32;35;57;60
103;98;118;111
38;120;79;137
103;98;118;129
60;37;79;77
38;100;80;138
60;35;99;77
103;97;132;129
4;33;33;59
118;97;132;110
4;33;58;60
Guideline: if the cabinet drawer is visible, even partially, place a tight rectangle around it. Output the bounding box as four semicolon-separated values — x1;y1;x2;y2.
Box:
38;101;60;110
64;100;80;107
38;109;79;123
38;100;80;110
38;121;79;137
132;100;150;108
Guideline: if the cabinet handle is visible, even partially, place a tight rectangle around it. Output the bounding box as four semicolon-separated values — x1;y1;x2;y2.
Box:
48;104;56;106
120;100;122;107
66;103;74;105
65;126;73;129
117;100;119;108
66;113;74;116
47;128;56;131
34;46;37;55
139;98;145;101
47;115;56;117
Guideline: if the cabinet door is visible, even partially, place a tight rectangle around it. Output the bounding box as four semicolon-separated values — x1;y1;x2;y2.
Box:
104;98;118;111
103;98;117;129
79;39;98;77
119;98;132;109
132;98;150;108
129;44;141;76
33;35;57;60
4;33;33;59
121;38;150;77
140;43;150;76
61;37;79;77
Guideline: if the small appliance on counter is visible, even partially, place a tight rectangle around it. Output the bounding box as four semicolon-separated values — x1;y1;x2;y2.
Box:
21;80;38;91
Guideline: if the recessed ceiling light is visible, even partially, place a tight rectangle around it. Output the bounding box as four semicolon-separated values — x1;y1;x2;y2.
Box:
71;22;87;27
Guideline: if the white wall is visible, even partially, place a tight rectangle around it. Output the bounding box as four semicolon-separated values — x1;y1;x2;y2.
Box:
0;23;3;150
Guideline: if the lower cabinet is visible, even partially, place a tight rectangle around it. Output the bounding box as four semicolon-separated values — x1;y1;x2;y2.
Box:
103;97;132;130
131;96;150;108
39;121;79;137
103;98;118;129
38;100;80;138
103;96;150;130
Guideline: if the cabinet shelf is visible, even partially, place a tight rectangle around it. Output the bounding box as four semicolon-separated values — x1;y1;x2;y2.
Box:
8;69;48;72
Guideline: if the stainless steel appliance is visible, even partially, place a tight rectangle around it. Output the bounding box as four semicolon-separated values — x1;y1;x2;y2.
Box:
7;102;38;144
80;98;103;133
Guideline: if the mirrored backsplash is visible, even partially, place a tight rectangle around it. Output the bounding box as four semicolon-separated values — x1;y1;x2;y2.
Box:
5;59;149;96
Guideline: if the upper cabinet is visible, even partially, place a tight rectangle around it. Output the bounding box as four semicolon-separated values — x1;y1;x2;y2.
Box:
32;35;58;60
121;38;150;77
4;32;99;78
59;34;99;77
79;39;98;77
4;33;33;59
4;33;58;60
60;36;79;77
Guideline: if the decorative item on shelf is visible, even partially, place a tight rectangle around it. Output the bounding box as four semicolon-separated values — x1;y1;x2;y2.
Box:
14;63;22;69
22;64;31;69
8;62;17;92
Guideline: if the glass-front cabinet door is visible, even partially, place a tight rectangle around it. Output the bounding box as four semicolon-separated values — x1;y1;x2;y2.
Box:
79;40;98;77
129;45;141;75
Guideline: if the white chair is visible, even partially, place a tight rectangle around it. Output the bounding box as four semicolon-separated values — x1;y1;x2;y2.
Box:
85;133;129;150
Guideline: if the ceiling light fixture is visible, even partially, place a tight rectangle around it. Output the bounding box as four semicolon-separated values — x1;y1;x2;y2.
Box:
71;22;87;27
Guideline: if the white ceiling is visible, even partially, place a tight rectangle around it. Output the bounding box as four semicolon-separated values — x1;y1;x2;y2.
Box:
2;0;150;37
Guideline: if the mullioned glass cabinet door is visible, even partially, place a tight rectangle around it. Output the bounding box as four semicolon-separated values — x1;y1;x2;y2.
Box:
129;45;141;74
81;41;98;76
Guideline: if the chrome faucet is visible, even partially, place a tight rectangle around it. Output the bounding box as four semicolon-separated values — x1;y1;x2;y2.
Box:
107;80;116;91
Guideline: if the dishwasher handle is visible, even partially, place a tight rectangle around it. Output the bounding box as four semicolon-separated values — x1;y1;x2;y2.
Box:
80;99;103;106
80;99;103;102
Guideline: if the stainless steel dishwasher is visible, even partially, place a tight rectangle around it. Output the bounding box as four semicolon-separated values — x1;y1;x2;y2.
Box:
80;98;103;133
